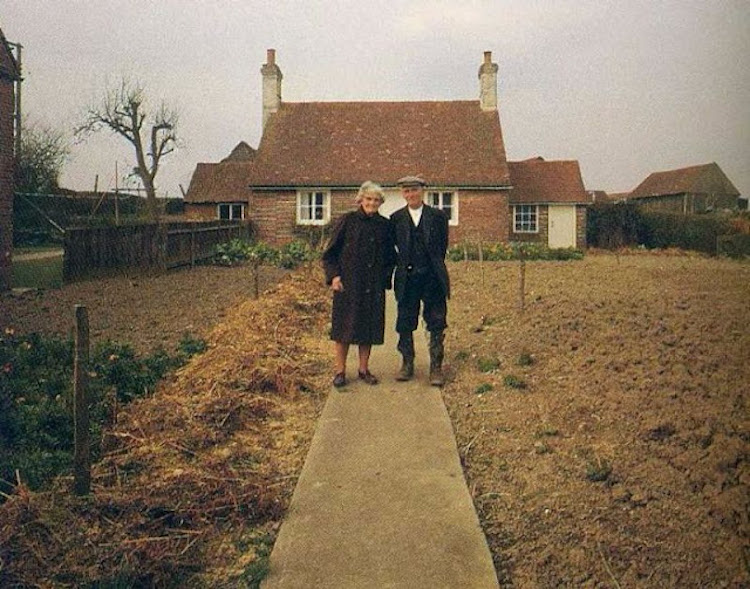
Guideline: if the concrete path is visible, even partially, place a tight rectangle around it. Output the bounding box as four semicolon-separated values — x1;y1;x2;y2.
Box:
263;298;499;589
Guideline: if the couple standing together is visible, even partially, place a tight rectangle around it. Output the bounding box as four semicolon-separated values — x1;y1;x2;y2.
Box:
322;176;450;389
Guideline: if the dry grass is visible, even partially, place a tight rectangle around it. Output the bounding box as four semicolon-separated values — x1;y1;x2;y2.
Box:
0;265;331;587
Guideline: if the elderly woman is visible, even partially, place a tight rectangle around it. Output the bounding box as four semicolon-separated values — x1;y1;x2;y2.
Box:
322;181;396;388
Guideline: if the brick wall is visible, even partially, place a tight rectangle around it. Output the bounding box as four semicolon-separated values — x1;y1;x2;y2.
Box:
247;189;518;247
248;189;360;246
450;190;510;245
0;76;14;291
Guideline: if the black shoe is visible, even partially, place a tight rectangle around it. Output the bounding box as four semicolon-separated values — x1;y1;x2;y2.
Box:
358;370;379;385
333;372;347;388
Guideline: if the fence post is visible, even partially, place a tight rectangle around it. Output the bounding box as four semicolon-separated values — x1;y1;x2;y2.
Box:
478;241;485;289
517;249;526;312
190;227;196;268
73;305;91;496
253;259;260;299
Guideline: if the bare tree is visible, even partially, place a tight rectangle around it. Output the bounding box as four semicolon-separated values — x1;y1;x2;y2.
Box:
16;121;70;194
76;78;179;220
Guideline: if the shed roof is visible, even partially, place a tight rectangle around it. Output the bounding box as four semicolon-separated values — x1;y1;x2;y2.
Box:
247;100;510;189
508;159;590;204
630;162;740;199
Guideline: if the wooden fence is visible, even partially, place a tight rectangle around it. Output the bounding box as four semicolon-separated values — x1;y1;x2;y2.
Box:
63;220;250;281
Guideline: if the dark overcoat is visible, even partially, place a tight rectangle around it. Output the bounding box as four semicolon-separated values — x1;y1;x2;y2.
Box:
391;204;450;301
322;208;396;345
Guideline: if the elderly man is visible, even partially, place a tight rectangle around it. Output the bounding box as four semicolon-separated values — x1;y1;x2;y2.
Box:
390;175;450;386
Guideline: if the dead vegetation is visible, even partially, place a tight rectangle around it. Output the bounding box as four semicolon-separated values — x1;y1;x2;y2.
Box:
0;265;331;587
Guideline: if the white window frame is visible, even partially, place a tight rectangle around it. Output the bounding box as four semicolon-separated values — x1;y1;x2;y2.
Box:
513;204;539;233
217;202;245;220
426;190;459;226
296;190;331;225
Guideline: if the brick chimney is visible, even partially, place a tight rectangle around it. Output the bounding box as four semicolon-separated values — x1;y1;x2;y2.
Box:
261;48;282;129
478;51;498;112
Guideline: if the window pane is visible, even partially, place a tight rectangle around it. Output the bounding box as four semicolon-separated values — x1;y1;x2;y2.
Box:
442;193;452;207
231;204;242;219
219;204;229;220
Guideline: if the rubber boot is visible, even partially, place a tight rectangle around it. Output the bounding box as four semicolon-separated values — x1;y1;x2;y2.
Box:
396;331;415;381
429;330;445;387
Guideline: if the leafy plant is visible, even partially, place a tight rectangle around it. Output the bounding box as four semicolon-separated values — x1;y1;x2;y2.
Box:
517;352;534;366
502;374;526;389
477;357;500;373
474;383;493;395
447;241;584;262
0;329;207;496
585;457;613;482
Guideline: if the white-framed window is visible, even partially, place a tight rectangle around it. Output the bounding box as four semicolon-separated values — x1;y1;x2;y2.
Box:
427;190;458;225
513;204;538;233
297;190;330;225
217;203;245;220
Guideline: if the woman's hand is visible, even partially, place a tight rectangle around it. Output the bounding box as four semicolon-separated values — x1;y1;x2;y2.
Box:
331;276;344;292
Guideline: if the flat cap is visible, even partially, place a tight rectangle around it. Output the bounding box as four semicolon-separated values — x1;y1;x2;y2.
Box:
396;175;427;187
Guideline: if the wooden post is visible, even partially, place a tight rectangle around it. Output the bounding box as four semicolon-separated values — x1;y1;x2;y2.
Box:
518;249;526;312
73;305;91;496
253;259;260;299
190;227;196;267
478;241;485;289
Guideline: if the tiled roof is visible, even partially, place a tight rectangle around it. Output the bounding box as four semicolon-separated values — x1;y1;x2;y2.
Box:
0;28;20;81
247;101;510;188
630;162;740;199
184;162;253;203
508;159;590;204
221;141;256;163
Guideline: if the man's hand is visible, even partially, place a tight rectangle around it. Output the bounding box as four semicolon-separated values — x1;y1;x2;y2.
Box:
331;276;344;292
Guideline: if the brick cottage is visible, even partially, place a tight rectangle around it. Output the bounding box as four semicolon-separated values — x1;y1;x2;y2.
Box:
186;51;590;249
0;27;20;291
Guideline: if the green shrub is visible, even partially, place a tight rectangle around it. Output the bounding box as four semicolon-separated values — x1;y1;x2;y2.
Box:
211;239;317;269
213;238;253;266
0;330;207;495
640;212;731;255
587;202;645;248
447;241;583;262
278;240;317;269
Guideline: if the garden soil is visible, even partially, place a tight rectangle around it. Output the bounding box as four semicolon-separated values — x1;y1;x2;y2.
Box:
443;252;749;587
1;264;288;354
1;253;748;587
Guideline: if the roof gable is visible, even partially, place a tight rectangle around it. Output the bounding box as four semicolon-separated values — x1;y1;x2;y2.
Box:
630;163;740;199
221;141;256;163
508;159;589;204
0;28;20;81
248;100;510;188
185;162;254;203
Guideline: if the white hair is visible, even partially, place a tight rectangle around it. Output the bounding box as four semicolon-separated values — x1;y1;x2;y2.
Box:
355;180;385;204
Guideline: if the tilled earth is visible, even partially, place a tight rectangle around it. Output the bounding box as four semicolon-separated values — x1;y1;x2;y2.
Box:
443;253;749;588
1;264;288;354
2;253;748;587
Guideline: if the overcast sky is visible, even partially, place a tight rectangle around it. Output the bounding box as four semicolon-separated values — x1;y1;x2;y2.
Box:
3;1;749;199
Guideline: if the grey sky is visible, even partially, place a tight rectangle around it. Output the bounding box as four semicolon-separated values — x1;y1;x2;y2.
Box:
4;1;749;199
